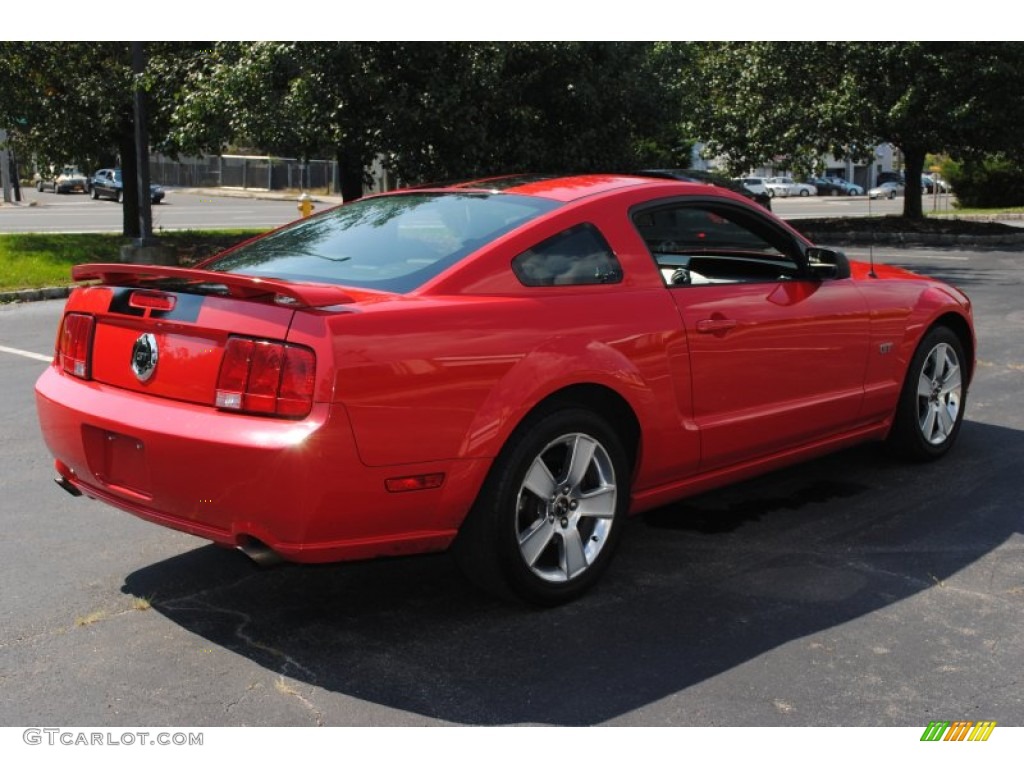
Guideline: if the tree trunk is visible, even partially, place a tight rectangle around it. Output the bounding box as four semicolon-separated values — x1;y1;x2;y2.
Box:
901;146;926;220
337;147;365;202
119;126;141;239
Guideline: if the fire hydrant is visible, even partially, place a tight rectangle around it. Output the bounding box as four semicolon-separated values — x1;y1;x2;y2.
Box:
297;193;314;218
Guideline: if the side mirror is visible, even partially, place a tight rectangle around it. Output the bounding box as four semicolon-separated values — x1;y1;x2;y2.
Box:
805;246;851;280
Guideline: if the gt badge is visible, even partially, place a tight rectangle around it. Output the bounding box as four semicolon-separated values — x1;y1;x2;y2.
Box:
131;333;159;382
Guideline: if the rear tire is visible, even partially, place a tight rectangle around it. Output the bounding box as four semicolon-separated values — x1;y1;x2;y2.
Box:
453;407;629;606
887;326;966;461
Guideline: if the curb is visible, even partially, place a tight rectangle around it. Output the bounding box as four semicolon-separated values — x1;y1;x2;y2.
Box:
0;285;72;305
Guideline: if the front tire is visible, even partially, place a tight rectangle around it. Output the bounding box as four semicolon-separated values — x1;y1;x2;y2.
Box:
887;326;966;461
453;408;630;606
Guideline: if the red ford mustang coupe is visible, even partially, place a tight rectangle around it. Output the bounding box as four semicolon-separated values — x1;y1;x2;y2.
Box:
35;174;974;605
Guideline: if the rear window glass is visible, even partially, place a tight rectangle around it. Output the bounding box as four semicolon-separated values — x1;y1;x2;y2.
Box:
206;192;560;293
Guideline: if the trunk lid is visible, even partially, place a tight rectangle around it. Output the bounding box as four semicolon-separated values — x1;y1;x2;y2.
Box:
66;264;355;408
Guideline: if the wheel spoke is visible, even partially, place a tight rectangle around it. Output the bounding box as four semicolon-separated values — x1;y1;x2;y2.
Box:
936;401;955;437
518;517;555;567
564;435;597;489
577;485;616;519
920;404;938;442
522;456;556;499
940;363;961;395
560;528;588;579
917;370;934;398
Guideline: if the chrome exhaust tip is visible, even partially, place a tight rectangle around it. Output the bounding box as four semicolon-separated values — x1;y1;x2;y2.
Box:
55;476;83;497
237;537;284;568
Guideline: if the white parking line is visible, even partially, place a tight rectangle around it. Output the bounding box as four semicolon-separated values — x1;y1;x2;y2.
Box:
0;345;52;363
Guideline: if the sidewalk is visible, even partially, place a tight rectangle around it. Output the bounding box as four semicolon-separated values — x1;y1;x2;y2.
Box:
173;186;347;207
0;185;347;209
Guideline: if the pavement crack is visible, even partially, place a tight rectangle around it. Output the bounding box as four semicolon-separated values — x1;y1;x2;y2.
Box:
160;596;318;684
274;676;325;726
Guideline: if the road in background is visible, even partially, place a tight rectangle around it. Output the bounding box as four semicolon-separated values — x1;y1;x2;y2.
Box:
0;188;328;233
772;193;956;219
2;186;962;234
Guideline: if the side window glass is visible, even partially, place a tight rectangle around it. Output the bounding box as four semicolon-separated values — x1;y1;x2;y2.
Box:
633;204;798;286
512;223;622;286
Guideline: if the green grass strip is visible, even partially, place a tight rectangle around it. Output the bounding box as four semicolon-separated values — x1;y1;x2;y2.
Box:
0;230;266;291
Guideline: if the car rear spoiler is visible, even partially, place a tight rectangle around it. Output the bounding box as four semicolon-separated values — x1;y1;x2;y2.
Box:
71;263;359;308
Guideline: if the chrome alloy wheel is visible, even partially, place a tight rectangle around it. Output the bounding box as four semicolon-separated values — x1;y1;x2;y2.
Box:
916;342;963;446
515;432;618;583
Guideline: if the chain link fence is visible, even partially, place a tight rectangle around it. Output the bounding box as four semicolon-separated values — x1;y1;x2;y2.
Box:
148;153;340;193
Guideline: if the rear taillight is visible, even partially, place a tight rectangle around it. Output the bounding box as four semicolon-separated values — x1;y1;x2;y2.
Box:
215;337;316;418
57;313;95;379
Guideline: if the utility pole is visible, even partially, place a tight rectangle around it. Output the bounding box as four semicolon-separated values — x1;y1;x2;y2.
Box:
0;128;11;204
119;43;174;265
132;42;155;245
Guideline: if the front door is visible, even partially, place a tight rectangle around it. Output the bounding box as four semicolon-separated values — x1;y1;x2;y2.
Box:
633;200;871;471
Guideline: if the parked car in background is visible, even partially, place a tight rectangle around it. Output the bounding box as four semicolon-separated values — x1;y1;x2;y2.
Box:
735;177;773;209
876;171;904;186
764;177;816;197
35;166;89;194
922;175;950;193
35;173;975;605
808;177;847;196
764;177;798;197
868;181;906;200
827;177;864;196
90;168;165;204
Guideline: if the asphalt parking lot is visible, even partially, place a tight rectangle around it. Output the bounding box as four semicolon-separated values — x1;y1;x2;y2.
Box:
1;245;1021;727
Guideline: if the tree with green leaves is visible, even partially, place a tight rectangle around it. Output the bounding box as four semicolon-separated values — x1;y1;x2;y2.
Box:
163;42;381;201
374;42;694;182
165;42;693;200
688;42;1024;218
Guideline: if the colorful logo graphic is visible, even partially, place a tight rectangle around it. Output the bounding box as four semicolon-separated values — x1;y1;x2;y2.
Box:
920;721;997;742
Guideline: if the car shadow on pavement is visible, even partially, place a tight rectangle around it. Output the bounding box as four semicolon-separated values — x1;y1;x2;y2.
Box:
122;419;1022;725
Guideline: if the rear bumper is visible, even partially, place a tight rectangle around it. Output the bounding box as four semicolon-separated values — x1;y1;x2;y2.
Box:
35;365;474;562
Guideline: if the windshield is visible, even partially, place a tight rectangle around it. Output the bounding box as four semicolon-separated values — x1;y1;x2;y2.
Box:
205;192;561;293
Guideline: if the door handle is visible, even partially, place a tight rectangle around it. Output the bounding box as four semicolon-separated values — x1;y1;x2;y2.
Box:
696;318;738;333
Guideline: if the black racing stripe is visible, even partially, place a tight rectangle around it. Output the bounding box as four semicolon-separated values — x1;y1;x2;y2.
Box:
109;288;144;317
